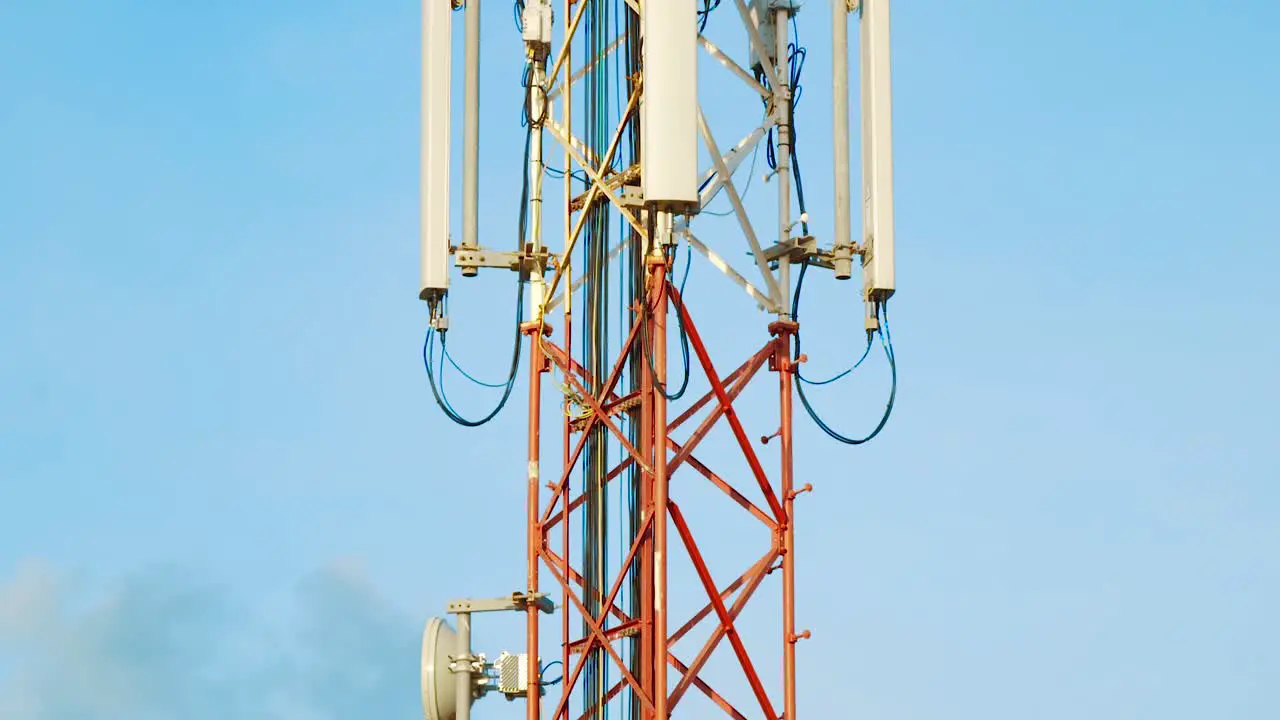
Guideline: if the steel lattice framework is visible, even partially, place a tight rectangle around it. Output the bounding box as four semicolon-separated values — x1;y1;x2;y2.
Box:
522;282;805;720
419;0;895;718
522;4;829;719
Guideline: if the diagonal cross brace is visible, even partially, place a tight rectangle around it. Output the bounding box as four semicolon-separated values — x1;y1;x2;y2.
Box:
669;501;779;720
538;315;647;527
667;343;772;477
547;341;771;532
546;344;651;478
543;554;655;715
670;283;786;522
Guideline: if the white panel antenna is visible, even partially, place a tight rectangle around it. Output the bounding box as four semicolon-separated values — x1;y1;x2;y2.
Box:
420;0;453;303
642;0;700;211
860;0;895;300
747;0;778;74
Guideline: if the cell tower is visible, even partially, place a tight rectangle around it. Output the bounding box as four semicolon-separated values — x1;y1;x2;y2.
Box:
417;0;897;718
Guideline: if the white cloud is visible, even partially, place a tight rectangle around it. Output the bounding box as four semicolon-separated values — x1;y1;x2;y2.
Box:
0;558;59;642
0;560;418;720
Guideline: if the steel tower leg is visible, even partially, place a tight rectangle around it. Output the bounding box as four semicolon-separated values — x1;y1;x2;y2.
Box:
772;319;802;720
649;231;671;720
527;323;547;720
638;266;656;720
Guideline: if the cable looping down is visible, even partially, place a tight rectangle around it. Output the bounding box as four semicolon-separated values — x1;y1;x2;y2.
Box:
792;261;897;445
421;80;536;428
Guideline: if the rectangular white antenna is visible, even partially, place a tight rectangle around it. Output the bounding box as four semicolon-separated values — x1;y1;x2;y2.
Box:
832;0;853;265
860;0;895;300
461;0;481;261
747;0;778;75
642;0;699;211
420;0;453;300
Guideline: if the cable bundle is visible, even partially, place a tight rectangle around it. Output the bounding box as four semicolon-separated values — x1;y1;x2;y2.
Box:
421;67;537;428
792;260;897;444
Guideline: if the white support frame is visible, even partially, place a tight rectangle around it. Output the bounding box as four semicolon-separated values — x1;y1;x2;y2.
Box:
684;229;780;313
696;119;774;210
698;36;771;100
546;33;626;103
530;0;864;321
546;118;604;174
697;106;782;307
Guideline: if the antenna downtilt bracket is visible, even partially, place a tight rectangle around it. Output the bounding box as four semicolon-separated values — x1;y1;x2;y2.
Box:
447;592;556;616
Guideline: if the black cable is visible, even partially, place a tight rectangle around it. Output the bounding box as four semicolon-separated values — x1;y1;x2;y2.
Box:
697;119;765;198
638;222;691;401
545;165;589;183
757;20;809;235
443;336;511;387
520;62;551;130
520;64;533;127
646;280;691;401
422;86;536;428
792;261;897;444
701;143;760;217
697;0;721;33
422;282;525;427
799;334;872;386
540;660;564;686
663;245;694;399
786;18;809;235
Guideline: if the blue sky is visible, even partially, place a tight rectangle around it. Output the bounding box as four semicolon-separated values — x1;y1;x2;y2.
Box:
2;1;1278;718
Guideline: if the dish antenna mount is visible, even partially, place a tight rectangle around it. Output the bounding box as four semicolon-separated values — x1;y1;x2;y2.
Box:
421;593;557;720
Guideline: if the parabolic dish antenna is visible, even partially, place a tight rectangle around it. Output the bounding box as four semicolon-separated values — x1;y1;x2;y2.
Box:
422;617;469;720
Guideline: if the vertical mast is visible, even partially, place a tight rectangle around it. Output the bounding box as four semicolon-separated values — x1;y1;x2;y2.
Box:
418;1;899;719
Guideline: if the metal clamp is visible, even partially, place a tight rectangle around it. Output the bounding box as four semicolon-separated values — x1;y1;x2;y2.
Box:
453;244;557;280
761;234;819;266
449;653;485;675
